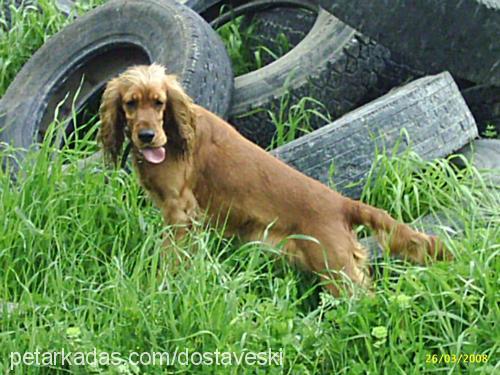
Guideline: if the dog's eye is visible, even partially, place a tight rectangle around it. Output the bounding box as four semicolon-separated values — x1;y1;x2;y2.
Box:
125;100;137;109
154;99;164;107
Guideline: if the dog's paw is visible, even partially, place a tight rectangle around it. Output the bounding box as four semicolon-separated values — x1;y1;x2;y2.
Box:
406;232;453;264
428;235;454;262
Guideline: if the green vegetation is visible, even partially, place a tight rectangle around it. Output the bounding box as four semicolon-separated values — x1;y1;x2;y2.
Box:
1;1;499;374
216;14;292;76
0;0;105;96
1;134;498;374
482;124;498;139
267;93;331;148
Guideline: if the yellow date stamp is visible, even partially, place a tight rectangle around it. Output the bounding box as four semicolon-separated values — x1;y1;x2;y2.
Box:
426;353;489;364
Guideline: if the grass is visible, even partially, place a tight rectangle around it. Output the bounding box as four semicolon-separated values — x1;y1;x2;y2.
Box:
481;124;498;139
0;0;106;96
216;14;292;76
1;133;498;374
1;1;499;374
267;92;332;149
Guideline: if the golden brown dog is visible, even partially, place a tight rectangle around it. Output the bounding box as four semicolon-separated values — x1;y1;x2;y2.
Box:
99;64;451;296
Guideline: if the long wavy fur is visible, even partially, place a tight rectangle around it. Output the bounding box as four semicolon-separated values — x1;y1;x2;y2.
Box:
98;65;196;164
98;77;125;166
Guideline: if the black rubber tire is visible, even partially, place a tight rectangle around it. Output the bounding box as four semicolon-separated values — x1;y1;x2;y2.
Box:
234;5;317;69
230;8;422;147
0;0;233;159
271;72;479;199
241;7;424;90
246;6;316;57
183;0;317;47
185;0;318;72
184;0;422;148
461;85;500;136
318;0;500;85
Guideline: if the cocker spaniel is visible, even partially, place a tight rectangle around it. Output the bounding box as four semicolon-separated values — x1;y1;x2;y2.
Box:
99;64;452;296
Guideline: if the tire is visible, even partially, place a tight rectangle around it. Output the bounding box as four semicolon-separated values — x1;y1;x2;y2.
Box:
230;8;422;147
318;0;500;85
185;0;318;71
237;4;423;102
271;72;479;199
246;6;317;59
0;0;233;163
182;0;318;51
184;0;421;148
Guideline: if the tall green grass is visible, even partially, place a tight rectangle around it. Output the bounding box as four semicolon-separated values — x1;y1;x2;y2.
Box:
267;92;332;148
0;0;106;96
1;125;498;373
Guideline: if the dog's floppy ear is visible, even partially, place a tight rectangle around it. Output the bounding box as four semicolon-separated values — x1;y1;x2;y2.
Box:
163;75;196;156
98;77;125;166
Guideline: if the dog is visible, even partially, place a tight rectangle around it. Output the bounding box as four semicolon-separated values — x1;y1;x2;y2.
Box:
99;64;452;296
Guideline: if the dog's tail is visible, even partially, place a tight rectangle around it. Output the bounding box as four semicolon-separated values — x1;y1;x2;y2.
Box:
346;199;451;263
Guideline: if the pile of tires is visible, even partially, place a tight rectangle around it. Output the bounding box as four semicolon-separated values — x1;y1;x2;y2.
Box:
0;0;498;189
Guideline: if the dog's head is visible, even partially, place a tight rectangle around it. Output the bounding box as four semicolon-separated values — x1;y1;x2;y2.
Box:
98;64;196;165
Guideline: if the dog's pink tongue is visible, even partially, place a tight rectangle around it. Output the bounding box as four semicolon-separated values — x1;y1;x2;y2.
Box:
141;147;166;164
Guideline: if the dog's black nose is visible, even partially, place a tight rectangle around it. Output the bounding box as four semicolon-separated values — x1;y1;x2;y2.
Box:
138;129;155;143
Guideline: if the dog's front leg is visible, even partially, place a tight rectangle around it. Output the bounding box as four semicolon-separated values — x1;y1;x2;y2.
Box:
159;191;199;271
